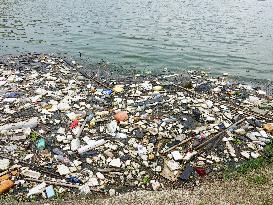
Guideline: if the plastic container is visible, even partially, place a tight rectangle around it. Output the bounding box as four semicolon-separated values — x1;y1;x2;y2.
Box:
0;180;14;193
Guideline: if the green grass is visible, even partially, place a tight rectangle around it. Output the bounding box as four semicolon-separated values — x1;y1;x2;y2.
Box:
29;131;39;141
233;137;243;145
224;142;273;180
142;175;150;185
256;201;273;205
250;175;267;185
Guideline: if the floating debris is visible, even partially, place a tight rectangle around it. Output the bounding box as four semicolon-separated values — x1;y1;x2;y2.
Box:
0;53;272;201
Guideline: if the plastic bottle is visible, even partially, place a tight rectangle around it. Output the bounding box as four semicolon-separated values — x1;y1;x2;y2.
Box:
78;139;106;154
0;180;14;193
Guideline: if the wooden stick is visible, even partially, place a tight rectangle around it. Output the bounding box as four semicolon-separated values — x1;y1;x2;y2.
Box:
24;178;79;188
0;154;61;178
24;178;104;193
194;117;246;150
160;137;192;154
79;70;110;89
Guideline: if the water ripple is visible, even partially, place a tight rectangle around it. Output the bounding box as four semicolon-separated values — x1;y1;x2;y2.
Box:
0;0;273;80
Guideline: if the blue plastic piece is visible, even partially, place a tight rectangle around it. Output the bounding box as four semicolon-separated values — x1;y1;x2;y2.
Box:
102;89;112;95
4;92;20;98
46;185;55;198
218;123;225;129
67;176;81;184
36;138;46;150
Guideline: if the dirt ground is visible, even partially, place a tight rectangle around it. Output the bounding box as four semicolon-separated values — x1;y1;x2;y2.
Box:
3;163;272;205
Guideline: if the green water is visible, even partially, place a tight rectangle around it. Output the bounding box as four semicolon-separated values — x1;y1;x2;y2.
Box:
0;0;273;80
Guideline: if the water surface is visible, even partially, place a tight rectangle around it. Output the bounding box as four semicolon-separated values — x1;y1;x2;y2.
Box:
0;0;273;80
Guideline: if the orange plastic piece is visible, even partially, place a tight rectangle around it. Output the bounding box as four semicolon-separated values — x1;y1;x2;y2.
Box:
0;180;14;193
0;175;10;181
114;111;128;122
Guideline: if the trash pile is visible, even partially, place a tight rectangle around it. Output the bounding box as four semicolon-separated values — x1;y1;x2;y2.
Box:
0;53;272;201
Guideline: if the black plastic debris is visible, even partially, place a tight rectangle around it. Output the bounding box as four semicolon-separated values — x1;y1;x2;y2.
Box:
180;165;194;181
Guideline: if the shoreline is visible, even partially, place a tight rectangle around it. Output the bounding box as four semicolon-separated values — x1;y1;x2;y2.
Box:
1;52;273;84
0;53;273;203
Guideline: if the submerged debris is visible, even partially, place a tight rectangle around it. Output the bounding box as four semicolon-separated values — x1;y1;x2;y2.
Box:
0;53;272;201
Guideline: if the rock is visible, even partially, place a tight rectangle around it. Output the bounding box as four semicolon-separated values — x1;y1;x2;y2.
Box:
259;130;268;138
171;151;183;161
96;172;105;180
153;85;163;92
71;138;81;151
57;165;70;175
87;177;99;187
183;151;197;161
150;180;161;190
241;151;250;159
251;152;260;159
116;132;127;139
141;82;152;90
114;111;128;122
109;188;116;196
147;127;158;135
56;135;66;142
206;116;216;123
167;160;180;171
235;128;246;135
109;158;122;168
106;121;118;136
79;184;91;194
205;100;213;108
57;102;70;111
0;159;10;171
113;85;124;93
226;141;236;157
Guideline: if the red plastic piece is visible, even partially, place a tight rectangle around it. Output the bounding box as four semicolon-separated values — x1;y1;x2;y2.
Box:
70;119;79;129
195;167;206;177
